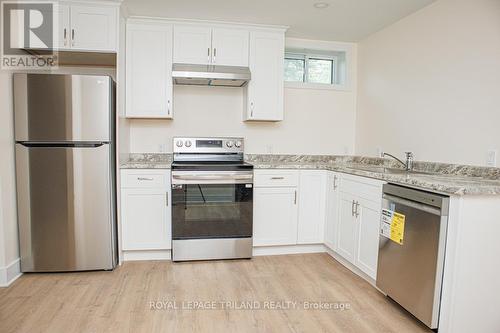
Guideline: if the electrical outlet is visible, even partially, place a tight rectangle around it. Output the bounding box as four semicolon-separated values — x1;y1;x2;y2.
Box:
158;144;167;152
376;147;383;158
266;145;274;154
487;150;497;167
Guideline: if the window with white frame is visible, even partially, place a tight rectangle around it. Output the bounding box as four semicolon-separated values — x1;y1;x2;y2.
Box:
284;50;347;86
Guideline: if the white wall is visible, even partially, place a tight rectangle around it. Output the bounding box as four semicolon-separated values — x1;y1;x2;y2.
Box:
355;0;500;166
128;39;357;155
0;70;20;270
129;85;357;154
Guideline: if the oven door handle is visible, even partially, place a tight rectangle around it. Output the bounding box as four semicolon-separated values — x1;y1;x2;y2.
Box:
172;173;253;184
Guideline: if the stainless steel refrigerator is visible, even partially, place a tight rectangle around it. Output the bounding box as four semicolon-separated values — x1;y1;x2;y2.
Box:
13;73;118;272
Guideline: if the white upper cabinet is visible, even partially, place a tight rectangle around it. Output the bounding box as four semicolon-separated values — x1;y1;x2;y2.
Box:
69;4;117;52
244;31;284;121
297;170;327;244
173;25;250;67
126;22;173;118
173;25;212;65
57;4;71;49
211;28;249;66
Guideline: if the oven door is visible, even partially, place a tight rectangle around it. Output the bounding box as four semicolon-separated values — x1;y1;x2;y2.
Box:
171;171;253;240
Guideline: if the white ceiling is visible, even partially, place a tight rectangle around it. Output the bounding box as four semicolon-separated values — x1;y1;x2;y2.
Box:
122;0;435;42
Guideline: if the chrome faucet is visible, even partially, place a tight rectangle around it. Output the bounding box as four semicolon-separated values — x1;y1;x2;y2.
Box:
382;152;414;171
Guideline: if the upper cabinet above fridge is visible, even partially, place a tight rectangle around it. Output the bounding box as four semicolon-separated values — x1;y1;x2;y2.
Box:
173;25;249;67
8;1;119;53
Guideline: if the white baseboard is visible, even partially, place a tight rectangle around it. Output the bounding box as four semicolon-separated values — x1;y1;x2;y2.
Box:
123;250;171;261
253;244;327;256
0;258;22;288
324;247;376;287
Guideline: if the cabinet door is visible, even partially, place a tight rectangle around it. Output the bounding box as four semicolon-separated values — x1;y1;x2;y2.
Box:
324;172;340;250
126;23;173;118
121;186;171;251
337;192;357;264
253;187;298;246
70;5;117;52
355;198;381;280
173;25;212;65
297;170;327;244
57;4;71;49
245;31;284;121
211;28;249;66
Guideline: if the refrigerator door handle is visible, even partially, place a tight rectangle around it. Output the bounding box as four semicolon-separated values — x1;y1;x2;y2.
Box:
17;142;107;148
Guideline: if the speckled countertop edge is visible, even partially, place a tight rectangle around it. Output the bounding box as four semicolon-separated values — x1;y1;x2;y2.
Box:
120;153;172;169
120;153;500;196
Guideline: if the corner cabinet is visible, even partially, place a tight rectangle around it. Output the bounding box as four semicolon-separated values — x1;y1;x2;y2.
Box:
297;170;327;244
324;172;341;250
244;31;285;121
126;22;173;118
120;169;172;251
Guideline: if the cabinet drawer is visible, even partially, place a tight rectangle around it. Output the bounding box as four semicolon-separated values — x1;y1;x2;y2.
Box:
121;170;169;188
254;170;299;187
340;174;384;203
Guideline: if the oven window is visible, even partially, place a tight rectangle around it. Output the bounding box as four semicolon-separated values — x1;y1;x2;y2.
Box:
172;184;253;239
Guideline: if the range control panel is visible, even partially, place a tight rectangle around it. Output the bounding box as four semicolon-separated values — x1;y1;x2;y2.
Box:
173;137;244;154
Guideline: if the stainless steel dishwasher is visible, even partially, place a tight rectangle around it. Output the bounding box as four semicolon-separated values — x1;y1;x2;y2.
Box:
376;184;449;330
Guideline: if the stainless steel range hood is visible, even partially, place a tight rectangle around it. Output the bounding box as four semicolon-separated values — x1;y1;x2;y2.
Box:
172;64;251;87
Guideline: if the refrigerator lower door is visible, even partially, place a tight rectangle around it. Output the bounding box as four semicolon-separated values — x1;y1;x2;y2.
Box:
15;143;116;272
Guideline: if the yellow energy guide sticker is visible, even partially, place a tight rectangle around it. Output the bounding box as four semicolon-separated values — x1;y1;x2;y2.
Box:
380;209;406;245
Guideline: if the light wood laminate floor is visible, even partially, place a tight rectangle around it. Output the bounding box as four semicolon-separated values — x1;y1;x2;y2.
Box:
0;253;432;333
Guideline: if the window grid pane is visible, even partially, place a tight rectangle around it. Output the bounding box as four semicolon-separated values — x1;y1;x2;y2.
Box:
307;58;333;84
284;58;305;82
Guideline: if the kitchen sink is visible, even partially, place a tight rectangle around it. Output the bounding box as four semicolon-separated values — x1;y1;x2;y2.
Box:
343;165;433;176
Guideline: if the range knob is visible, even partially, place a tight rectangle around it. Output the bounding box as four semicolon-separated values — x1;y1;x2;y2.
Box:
226;141;234;148
185;140;192;147
234;141;242;148
176;140;183;147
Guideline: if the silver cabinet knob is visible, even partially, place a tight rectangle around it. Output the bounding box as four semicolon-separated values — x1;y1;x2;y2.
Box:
185;140;192;147
176;141;183;147
235;141;242;148
226;141;234;148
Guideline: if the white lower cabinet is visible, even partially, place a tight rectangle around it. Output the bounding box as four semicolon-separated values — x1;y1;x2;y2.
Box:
324;172;341;250
297;170;327;244
253;187;298;246
253;169;328;247
120;170;171;251
355;198;382;279
336;192;358;263
336;175;384;280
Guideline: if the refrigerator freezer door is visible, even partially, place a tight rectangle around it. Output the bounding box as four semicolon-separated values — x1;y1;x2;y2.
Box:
15;143;116;271
14;74;111;142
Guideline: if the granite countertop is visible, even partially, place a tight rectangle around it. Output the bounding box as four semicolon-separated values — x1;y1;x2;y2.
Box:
120;153;172;169
120;153;500;196
250;162;500;196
